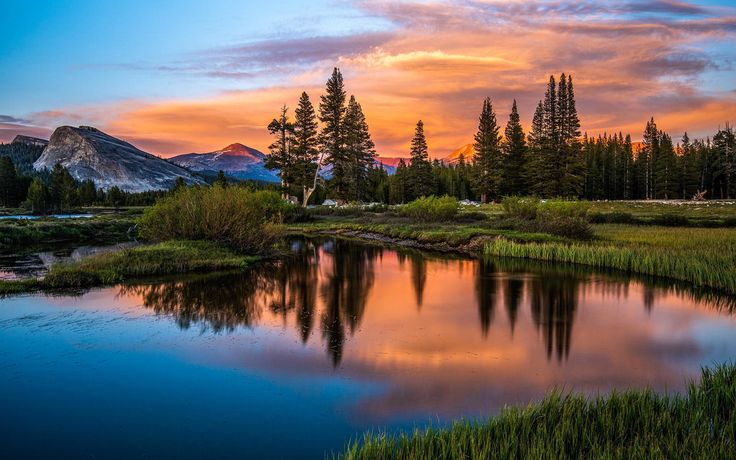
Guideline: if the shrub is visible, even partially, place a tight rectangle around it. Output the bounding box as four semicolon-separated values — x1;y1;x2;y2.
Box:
138;185;284;254
649;213;690;227
501;196;540;220
537;200;590;219
589;211;636;224
399;196;459;222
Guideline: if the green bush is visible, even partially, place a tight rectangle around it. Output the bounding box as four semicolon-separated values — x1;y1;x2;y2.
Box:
589;211;637;224
501;196;540;220
500;198;592;239
138;185;284;254
649;213;690;227
399;196;459;222
538;200;590;219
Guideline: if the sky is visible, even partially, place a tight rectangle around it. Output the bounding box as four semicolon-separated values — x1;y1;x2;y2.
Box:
1;0;735;158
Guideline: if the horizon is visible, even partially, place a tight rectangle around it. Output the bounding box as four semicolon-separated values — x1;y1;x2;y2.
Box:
2;0;735;158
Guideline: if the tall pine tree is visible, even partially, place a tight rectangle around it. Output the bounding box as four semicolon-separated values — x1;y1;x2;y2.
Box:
408;120;434;199
265;105;294;198
471;98;502;202
292;92;320;205
319;68;349;200
343;95;377;201
502;99;527;195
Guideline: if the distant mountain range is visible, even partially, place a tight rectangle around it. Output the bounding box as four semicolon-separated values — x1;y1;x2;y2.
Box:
169;143;280;182
33;126;204;192
8;125;474;192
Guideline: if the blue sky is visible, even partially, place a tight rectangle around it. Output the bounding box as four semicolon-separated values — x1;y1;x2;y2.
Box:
1;0;735;155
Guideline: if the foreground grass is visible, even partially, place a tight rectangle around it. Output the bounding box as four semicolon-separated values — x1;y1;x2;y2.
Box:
339;364;736;459
0;240;258;294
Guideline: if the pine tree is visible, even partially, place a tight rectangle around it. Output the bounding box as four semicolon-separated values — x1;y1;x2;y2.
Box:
343;95;376;201
0;156;19;207
265;105;294;198
502;99;527;195
389;159;409;204
558;74;584;197
78;179;97;205
319;68;349;200
526;100;549;196
408;120;434;198
25;178;48;214
712;124;735;198
292;92;320;205
640;118;659;199
471;98;502;202
654;132;676;198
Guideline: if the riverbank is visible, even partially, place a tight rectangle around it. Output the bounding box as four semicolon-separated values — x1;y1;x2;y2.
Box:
289;212;736;295
0;240;258;295
338;364;736;459
0;212;137;248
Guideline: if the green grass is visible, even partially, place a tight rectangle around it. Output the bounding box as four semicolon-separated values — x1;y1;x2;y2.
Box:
485;225;736;295
338;364;736;459
0;214;136;248
0;240;259;294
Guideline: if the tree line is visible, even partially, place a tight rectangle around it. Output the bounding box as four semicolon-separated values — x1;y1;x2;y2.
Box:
0;159;167;211
267;69;734;203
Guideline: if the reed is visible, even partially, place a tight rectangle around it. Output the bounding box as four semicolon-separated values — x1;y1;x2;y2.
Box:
484;229;736;294
337;364;736;459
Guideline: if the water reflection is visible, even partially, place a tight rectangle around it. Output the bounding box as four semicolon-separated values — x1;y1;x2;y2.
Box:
121;237;736;368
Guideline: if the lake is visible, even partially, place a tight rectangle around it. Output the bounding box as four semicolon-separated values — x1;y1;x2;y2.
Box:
1;237;735;459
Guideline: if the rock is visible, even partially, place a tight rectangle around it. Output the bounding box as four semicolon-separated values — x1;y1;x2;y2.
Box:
33;126;205;192
12;135;49;147
322;199;337;207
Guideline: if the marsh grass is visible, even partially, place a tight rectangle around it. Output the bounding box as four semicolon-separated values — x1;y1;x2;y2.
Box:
485;225;736;294
0;241;258;294
0;215;135;248
399;196;460;222
338;364;736;459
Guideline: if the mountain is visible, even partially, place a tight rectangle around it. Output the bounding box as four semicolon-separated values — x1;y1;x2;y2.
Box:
12;135;48;148
443;144;475;164
169;143;280;182
33;126;205;192
1;136;47;175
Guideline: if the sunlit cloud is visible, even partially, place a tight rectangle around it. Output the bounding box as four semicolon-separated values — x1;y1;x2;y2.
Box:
2;0;734;158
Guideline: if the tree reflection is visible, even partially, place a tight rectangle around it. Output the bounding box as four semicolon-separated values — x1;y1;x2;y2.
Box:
320;239;380;367
119;269;274;332
528;275;579;362
475;259;498;337
503;277;524;335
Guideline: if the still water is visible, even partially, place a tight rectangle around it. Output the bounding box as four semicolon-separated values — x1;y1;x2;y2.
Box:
1;237;735;458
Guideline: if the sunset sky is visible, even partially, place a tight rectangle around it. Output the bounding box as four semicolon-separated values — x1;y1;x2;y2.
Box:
1;0;735;158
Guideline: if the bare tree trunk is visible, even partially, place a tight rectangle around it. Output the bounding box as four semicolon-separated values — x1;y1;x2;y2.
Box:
302;152;326;207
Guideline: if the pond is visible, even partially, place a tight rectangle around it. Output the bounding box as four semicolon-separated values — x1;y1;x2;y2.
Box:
0;242;139;280
1;237;735;459
0;214;94;220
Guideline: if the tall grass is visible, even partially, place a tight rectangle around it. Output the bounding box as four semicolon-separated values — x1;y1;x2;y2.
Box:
399;196;459;222
139;185;285;254
500;197;592;239
485;234;736;295
338;364;736;459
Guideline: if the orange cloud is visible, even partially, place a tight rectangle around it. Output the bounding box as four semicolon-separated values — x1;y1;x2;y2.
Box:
8;0;735;158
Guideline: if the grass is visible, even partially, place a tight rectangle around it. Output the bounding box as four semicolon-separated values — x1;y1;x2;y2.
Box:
485;225;736;295
0;214;136;248
338;364;736;459
0;240;259;294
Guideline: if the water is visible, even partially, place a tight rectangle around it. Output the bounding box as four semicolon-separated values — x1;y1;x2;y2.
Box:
1;237;735;459
0;214;93;220
0;242;139;280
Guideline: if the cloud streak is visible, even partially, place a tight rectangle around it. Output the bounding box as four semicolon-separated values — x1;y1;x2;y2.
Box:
3;0;734;158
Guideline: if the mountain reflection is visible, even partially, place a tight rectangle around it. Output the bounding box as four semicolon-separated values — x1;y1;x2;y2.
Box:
121;237;736;366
